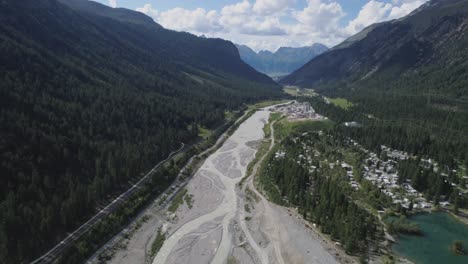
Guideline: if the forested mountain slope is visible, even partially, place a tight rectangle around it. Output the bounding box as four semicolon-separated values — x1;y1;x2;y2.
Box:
282;0;467;185
0;0;281;262
59;0;275;85
237;44;328;77
274;0;468;252
282;0;468;98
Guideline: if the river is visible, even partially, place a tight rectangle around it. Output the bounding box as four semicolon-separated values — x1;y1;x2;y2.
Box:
151;106;340;264
152;109;271;263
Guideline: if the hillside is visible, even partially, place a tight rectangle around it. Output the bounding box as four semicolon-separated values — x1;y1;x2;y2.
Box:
281;0;468;98
281;0;467;200
59;0;275;85
277;3;468;259
0;0;281;262
237;44;328;77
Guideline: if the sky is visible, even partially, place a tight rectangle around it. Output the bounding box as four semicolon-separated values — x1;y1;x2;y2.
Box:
94;0;428;52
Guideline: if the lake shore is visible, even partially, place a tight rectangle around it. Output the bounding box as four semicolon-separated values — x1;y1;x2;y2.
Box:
391;212;468;264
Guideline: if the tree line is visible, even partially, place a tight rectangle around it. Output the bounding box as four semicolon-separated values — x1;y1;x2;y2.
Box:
258;134;383;258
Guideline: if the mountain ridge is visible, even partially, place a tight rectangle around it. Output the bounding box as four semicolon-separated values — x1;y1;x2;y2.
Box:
236;43;328;77
281;0;468;98
56;0;275;85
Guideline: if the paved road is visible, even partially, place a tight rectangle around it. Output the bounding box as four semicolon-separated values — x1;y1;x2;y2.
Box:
31;143;186;264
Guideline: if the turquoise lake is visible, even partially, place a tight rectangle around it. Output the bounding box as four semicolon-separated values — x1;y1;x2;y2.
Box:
392;212;468;264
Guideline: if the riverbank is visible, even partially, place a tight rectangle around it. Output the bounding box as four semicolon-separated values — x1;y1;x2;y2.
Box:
238;107;353;264
144;101;338;264
152;109;271;263
90;100;364;264
86;109;253;264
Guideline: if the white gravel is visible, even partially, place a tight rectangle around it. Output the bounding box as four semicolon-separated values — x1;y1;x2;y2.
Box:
108;103;351;264
152;110;270;264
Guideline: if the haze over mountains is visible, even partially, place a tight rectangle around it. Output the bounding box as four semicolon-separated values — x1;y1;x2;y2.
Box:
236;43;328;77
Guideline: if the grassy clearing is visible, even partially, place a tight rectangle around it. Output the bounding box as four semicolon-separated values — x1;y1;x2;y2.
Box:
240;113;283;186
263;112;282;138
187;124;212;139
327;97;354;110
224;111;234;121
240;139;270;187
184;193;194;209
274;119;334;142
168;188;188;213
284;87;299;96
150;227;166;258
284;86;317;97
198;126;212;139
302;89;317;96
255;145;282;203
227;256;238;264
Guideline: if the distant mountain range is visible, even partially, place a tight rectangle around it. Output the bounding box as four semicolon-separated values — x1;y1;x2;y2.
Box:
281;0;468;98
236;44;328;77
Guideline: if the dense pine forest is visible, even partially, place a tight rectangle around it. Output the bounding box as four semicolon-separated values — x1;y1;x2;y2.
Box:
257;105;466;258
281;0;468;172
302;95;467;208
258;131;384;259
282;0;468;99
268;0;468;261
304;95;467;173
2;0;467;262
280;1;468;205
0;0;281;262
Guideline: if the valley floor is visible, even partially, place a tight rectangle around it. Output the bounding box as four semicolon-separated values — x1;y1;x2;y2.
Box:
90;105;349;264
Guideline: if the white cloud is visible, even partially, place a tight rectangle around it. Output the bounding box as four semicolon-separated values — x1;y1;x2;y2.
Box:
253;0;295;15
388;0;427;19
108;0;117;8
218;1;287;36
294;0;346;37
221;0;252;16
219;0;252;29
136;0;288;37
136;5;223;33
158;8;223;33
135;0;428;51
240;17;287;36
345;0;428;34
345;1;392;34
136;4;158;19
